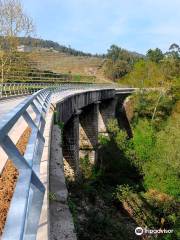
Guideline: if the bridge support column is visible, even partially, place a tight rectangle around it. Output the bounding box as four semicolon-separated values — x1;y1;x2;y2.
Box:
116;94;133;138
62;111;81;178
79;103;99;165
98;98;117;134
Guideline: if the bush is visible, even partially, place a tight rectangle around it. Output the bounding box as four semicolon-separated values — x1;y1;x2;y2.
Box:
115;184;133;202
133;119;155;170
143;113;180;197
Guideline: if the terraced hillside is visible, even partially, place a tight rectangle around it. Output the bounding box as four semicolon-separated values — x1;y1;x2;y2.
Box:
29;52;110;83
2;51;111;83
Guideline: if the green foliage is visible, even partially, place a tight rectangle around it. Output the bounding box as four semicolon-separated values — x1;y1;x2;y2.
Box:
143;113;180;197
104;44;140;81
120;59;165;87
71;74;95;82
161;57;180;81
68;198;78;223
68;87;180;239
133;120;155;169
98;134;110;145
119;44;180;87
103;58;131;80
144;190;180;239
115;184;133;202
166;43;180;60
106;118;119;135
77;208;134;240
146;48;164;63
98;119;140;186
132;91;176;130
80;155;92;179
58;121;64;130
108;90;180;238
131;92;180;197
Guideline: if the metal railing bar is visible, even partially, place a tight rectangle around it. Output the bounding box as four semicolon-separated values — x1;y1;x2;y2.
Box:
1;136;35;239
23;111;38;130
1;136;31;170
31;101;42;117
0;90;49;141
2;169;32;240
24;182;44;240
0;88;53;239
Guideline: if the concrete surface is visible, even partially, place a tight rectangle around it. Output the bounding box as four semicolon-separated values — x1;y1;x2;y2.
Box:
0;96;28;117
49;125;77;240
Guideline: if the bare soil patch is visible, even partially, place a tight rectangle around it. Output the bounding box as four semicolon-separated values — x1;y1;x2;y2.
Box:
0;128;31;235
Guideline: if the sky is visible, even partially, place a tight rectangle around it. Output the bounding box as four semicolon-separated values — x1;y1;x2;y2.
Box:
21;0;180;54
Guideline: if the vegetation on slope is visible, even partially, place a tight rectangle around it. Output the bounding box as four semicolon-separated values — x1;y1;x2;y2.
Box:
66;44;180;240
103;43;180;87
67;88;180;239
103;45;144;81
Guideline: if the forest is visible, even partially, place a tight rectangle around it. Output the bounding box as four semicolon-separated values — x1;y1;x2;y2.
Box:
67;44;180;240
103;43;180;87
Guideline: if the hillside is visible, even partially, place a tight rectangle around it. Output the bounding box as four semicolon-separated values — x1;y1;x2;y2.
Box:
29;52;102;75
1;37;144;83
16;37;111;83
18;37;104;57
28;52;110;83
1;51;109;83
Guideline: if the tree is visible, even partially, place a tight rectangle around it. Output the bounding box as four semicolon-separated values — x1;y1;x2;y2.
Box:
146;48;164;63
0;0;34;94
104;45;136;81
162;44;180;81
167;43;180;59
104;58;131;81
169;43;180;52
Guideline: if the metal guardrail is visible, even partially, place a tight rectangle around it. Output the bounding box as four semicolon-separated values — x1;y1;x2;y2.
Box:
0;82;120;99
0;83;119;240
0;82;61;99
0;87;53;240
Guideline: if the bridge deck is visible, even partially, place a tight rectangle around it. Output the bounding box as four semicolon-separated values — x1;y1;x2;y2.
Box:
0;96;28;117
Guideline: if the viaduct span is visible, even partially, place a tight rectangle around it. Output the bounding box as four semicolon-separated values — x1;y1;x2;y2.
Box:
0;84;135;240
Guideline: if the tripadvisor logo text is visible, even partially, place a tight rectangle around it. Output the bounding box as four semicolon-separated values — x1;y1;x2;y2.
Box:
135;227;173;236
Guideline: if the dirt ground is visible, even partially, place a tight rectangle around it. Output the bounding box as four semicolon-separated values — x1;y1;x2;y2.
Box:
0;128;31;235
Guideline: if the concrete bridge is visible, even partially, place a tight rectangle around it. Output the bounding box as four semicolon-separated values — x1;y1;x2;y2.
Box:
0;84;135;240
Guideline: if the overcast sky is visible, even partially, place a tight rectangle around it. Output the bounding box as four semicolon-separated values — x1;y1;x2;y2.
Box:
22;0;180;54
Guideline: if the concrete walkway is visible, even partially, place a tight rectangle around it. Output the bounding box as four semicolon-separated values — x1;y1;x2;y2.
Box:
37;89;89;240
49;125;76;240
0;96;28;117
